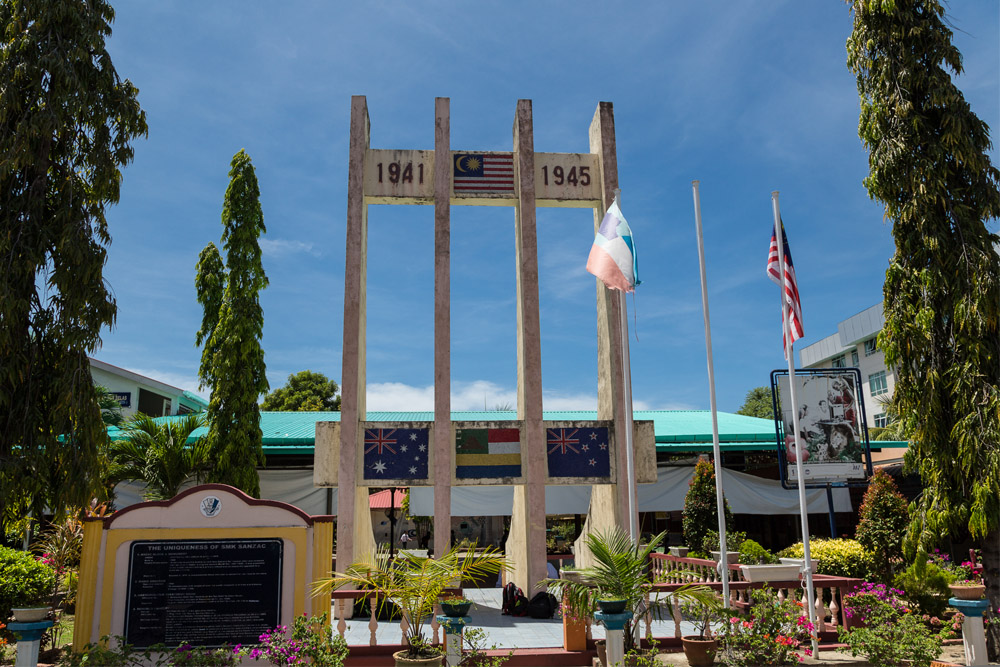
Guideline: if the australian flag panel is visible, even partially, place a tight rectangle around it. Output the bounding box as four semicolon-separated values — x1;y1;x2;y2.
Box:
546;424;612;479
363;426;429;482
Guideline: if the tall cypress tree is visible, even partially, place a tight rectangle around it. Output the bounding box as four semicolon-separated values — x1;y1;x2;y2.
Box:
196;150;269;497
0;0;147;528
848;1;1000;652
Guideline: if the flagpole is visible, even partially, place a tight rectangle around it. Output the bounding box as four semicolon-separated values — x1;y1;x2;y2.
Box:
771;191;818;656
613;189;639;544
691;180;730;607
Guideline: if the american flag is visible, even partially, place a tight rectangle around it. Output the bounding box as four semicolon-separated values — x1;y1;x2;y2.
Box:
767;222;804;351
546;427;611;478
363;427;429;480
453;153;514;194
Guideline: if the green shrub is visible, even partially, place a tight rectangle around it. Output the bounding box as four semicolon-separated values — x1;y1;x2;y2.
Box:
855;469;908;583
682;459;733;553
839;584;943;667
0;546;56;615
893;557;952;617
700;530;747;555
738;539;780;565
778;538;875;580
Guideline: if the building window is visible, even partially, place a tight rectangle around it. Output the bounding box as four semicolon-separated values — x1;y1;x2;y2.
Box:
851;350;859;366
874;413;888;428
831;355;847;368
864;338;878;356
869;370;888;396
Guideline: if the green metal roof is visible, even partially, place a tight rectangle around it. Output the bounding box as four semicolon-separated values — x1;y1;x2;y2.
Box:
105;410;908;454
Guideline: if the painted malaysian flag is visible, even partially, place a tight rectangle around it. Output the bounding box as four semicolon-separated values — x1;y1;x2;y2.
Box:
363;427;429;480
453;153;514;195
767;222;804;352
546;426;611;478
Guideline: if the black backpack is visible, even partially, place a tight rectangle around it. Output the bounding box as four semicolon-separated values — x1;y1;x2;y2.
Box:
501;582;529;616
525;591;559;619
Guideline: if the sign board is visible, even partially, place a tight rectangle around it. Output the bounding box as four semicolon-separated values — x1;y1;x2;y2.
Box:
362;149;601;207
111;391;131;407
124;539;282;648
771;368;872;486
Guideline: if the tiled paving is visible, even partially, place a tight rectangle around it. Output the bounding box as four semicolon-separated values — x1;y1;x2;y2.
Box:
336;588;698;649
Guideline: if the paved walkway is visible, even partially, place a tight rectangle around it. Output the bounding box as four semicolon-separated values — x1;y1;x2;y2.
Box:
337;588;699;649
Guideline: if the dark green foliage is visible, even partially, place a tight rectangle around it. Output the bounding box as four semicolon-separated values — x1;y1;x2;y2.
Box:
847;0;1000;564
856;469;909;582
0;546;56;616
196;150;268;497
848;2;1000;651
738;539;780;565
261;370;340;411
735;387;774;420
0;0;147;530
108;414;210;501
893;557;952;617
700;529;746;555
682;459;734;554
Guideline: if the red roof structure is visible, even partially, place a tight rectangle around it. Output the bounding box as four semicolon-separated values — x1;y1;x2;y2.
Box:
368;488;404;510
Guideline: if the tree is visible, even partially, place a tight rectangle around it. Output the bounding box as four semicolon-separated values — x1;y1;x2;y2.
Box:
736;387;774;420
95;386;125;428
682;458;734;553
196;150;269;497
848;0;1000;654
108;414;209;501
261;370;340;411
855;468;909;583
0;0;147;530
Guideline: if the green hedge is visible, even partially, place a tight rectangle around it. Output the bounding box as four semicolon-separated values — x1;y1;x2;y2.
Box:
0;546;56;615
778;538;875;580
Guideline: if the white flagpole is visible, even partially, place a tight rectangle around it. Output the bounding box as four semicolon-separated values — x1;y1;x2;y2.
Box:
614;189;639;544
771;191;818;655
692;181;730;607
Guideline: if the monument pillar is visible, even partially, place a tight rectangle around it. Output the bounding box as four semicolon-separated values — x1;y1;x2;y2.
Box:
433;97;453;559
510;99;548;591
338;95;376;571
575;102;630;567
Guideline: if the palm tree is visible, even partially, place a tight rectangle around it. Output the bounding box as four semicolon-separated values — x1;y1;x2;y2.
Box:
108;413;210;500
544;528;718;654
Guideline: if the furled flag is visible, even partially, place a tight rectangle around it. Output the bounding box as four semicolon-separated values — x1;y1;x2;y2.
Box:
363;427;429;480
546;426;612;478
767;222;804;350
586;198;639;292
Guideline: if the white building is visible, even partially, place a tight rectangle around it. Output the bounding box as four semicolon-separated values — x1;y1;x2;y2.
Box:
799;303;894;429
89;358;208;418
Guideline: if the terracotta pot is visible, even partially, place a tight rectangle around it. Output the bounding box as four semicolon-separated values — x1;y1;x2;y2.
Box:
11;607;49;622
949;584;986;600
393;650;444;667
681;635;718;667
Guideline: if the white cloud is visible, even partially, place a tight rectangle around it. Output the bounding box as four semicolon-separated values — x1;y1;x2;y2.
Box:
259;239;319;258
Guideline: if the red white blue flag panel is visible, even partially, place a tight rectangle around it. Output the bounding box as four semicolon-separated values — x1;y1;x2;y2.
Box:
364;427;429;480
453;153;515;194
546;426;611;478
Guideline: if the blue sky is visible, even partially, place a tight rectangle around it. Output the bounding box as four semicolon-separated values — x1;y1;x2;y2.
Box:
96;2;999;414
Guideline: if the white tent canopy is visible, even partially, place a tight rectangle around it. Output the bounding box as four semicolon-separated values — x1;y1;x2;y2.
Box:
409;466;851;517
114;465;851;517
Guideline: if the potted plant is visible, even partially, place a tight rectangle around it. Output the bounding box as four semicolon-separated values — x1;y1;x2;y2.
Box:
314;544;507;667
668;546;689;557
543;528;715;656
948;576;986;600
438;594;472;618
680;594;724;667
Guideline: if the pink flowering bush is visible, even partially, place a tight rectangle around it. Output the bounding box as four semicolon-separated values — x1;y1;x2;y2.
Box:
248;613;348;667
838;583;943;667
717;588;816;666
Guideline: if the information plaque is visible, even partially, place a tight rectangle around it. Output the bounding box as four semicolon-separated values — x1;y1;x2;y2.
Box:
124;539;283;648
